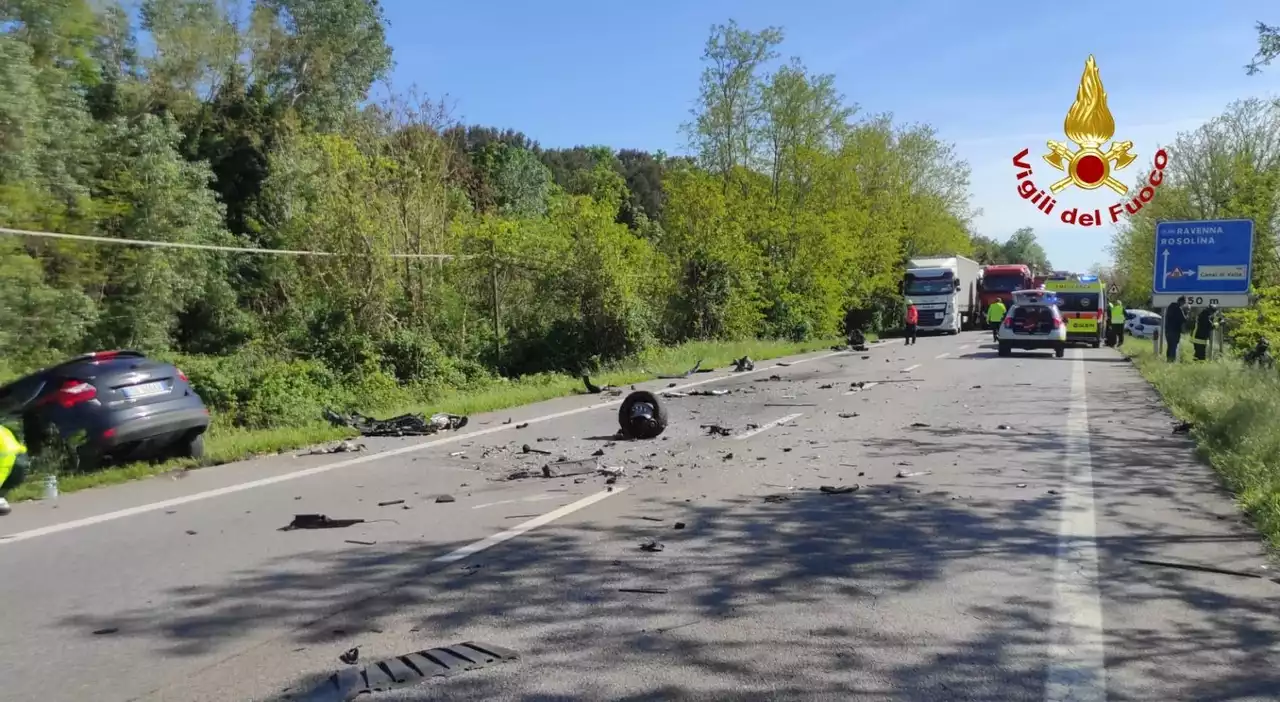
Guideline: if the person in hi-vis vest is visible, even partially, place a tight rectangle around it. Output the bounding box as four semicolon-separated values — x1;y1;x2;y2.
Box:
0;425;29;516
1108;300;1126;348
986;299;1007;342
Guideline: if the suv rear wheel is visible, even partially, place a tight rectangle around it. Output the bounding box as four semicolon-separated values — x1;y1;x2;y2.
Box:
1055;345;1066;358
997;342;1011;357
176;432;206;460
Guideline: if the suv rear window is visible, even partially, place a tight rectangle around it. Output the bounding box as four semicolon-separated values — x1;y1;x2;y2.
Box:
1139;316;1161;326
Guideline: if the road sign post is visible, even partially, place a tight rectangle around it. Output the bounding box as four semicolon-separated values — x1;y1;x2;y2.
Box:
1151;219;1255;309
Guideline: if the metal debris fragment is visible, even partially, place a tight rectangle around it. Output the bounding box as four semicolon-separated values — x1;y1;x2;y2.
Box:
280;514;366;531
619;587;669;594
301;440;366;456
639;540;664;552
819;485;859;494
323;409;468;437
542;457;599;478
301;641;519;701
702;424;732;437
344;540;377;546
377;500;405;507
339;647;360;665
521;444;552;456
896;470;932;478
658;359;703;379
837;413;859;419
763;494;791;503
435;494;456;503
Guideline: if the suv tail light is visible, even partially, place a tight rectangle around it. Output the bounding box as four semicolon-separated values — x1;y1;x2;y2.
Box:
42;380;98;409
176;368;188;382
1052;317;1063;329
1002;317;1013;327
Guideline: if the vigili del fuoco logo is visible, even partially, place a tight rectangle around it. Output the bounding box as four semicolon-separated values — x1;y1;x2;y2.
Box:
1012;55;1169;227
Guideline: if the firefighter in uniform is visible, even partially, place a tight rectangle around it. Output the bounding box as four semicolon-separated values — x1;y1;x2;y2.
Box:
0;425;29;516
1192;304;1218;361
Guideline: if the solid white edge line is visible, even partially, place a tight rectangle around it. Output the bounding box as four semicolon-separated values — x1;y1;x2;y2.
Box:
1044;351;1106;702
733;413;803;440
902;363;922;372
436;487;627;564
0;349;848;545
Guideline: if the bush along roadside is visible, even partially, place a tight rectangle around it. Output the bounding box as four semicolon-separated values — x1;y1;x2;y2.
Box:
5;337;853;502
1122;344;1280;549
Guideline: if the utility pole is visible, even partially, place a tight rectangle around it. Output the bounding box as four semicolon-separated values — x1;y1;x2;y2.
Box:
489;238;501;370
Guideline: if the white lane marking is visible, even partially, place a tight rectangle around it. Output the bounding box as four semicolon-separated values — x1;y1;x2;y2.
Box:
470;493;563;510
0;352;842;546
901;363;922;373
842;381;879;396
435;488;625;564
734;413;803;440
1045;352;1106;702
934;352;950;359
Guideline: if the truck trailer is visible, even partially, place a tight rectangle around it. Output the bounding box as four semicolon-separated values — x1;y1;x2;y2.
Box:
901;254;981;333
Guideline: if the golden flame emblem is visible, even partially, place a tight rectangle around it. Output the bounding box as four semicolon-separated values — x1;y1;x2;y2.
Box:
1043;55;1137;195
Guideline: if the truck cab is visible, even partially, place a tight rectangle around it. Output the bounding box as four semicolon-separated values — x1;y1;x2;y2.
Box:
902;255;980;334
978;264;1035;319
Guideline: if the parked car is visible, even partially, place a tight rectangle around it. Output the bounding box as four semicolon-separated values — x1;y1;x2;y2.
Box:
1123;309;1162;339
0;350;210;470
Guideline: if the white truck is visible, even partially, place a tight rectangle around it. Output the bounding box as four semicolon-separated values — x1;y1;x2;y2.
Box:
901;254;981;334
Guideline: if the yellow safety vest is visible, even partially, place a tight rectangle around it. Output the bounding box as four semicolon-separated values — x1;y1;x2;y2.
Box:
1109;303;1125;325
0;426;27;487
987;303;1006;323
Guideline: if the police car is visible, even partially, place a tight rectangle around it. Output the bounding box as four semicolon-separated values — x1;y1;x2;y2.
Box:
996;289;1068;358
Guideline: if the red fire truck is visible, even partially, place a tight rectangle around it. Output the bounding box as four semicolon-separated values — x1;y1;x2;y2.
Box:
978;264;1036;318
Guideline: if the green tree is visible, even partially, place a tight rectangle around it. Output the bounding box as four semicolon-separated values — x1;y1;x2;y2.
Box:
1247;21;1280;74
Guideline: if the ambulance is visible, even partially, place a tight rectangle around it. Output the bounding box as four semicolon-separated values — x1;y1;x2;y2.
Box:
1041;273;1105;347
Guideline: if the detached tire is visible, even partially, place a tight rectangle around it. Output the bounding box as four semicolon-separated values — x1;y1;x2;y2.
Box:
619;391;668;439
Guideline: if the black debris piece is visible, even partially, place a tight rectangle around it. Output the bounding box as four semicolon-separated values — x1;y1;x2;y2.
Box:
185;530;198;535
674;521;686;529
619;587;669;594
688;389;731;397
850;381;866;389
344;539;377;546
280;514;366;531
324;408;468;437
971;385;982;389
896;470;931;478
515;422;529;429
639;540;664;552
997;424;1013;430
819;383;834;389
582;375;603;394
619;390;668;439
339;647;360;665
1016;483;1028;488
910;422;931;428
536;436;558;442
503;418;512;424
837;413;860;419
301;440;365;456
1172;421;1193;434
505;469;535;481
777;362;793;367
92;627;119;636
377;499;405;507
782;447;793;453
435;494;456;503
605;475;618;485
763;494;791;503
732;356;755;372
722;452;734;461
592;448;605;456
639;516;664;522
820;485;859;494
702;424;733;437
521;444;552;455
304;641;520;700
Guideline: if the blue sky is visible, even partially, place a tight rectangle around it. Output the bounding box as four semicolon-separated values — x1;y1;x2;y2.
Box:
380;0;1280;272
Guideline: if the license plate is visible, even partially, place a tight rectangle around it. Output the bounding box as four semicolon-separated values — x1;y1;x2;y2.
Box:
1067;319;1096;332
122;381;168;399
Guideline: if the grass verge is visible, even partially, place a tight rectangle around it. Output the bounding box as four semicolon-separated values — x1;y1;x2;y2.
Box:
1122;343;1280;549
8;336;850;502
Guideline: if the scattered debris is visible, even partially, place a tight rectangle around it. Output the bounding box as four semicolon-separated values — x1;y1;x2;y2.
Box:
763;494;791;503
515;422;529;429
777;362;793;367
280;514;366;531
619;587;669;594
344;539;377;546
639;516;664;522
619;391;669;439
1172;421;1193;434
688;388;730;397
377;499;405;507
185;530;198;536
521;444;552;456
591;448;605;457
301;440;366;456
598;465;626;478
435;494;456;504
837;413;860;419
1016;483;1028;488
303;641;519;701
1128;557;1274;581
449;451;467;458
819;383;834;389
536;436;558;442
503;418;512;425
722;452;734;461
732;356;755;372
820;485;859;494
324;408;468;437
543;457;599;478
702;424;733;437
674;521;686;529
639;540;665;552
658;359;703;379
92;627;119;636
339;647;360;665
996;424;1012;431
662;390;689;398
755;374;784;382
909;422;931;428
896;470;932;478
505;469;536;481
971;384;982;389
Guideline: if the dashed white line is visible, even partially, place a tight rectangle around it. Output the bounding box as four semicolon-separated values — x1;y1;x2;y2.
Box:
1044;352;1106;702
435;488;626;564
934;352;950;359
901;363;922;373
734;413;804;440
0;351;843;546
470;493;564;510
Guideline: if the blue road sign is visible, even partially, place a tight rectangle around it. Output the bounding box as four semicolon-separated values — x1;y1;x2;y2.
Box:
1152;219;1255;295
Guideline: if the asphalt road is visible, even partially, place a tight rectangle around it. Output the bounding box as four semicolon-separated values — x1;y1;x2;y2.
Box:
2;332;1278;702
